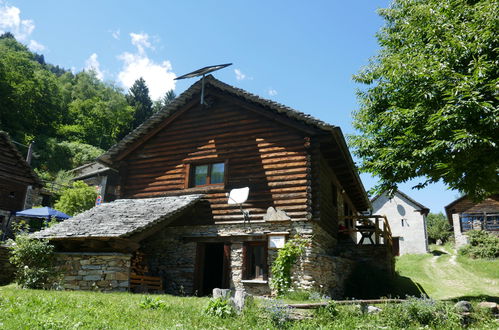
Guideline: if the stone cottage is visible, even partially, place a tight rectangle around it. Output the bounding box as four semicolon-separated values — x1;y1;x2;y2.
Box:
371;190;429;255
445;195;499;247
35;76;393;296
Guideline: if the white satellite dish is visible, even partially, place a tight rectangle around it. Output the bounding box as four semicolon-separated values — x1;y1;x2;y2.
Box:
228;187;249;205
227;187;250;223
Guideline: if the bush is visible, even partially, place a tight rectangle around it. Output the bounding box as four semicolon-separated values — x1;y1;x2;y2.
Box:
427;212;452;243
459;230;499;259
381;297;460;328
138;296;168;310
8;234;59;289
55;180;97;216
262;299;292;328
204;298;234;318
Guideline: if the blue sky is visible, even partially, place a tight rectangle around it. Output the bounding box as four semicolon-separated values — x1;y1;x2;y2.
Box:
1;0;459;213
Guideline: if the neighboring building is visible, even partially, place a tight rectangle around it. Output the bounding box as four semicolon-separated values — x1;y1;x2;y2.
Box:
0;131;43;237
445;195;499;247
35;76;393;296
69;162;119;202
371;190;429;255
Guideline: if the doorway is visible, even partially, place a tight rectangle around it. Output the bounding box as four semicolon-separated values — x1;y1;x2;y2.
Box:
392;237;400;256
195;242;230;295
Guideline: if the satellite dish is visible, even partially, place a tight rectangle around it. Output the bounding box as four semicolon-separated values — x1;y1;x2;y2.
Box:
228;187;249;205
227;187;250;223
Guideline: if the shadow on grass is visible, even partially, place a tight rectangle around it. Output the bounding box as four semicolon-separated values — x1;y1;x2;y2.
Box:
446;295;499;303
344;262;427;299
430;250;447;256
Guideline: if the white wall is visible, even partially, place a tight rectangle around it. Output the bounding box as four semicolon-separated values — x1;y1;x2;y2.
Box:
372;192;428;255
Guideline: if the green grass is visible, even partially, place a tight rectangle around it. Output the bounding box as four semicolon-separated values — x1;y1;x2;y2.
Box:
3;284;497;329
395;245;499;301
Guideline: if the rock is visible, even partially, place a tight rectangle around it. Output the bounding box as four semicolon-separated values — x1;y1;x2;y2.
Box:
455;301;473;313
367;306;382;313
212;288;231;300
231;290;252;313
436;239;443;245
477;302;497;314
263;207;291;222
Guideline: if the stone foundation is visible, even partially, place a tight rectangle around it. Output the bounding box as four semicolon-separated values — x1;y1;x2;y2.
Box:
141;221;351;297
55;252;131;291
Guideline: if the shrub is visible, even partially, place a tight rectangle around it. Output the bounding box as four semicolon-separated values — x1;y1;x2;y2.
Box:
381;297;460;328
8;234;59;289
204;298;234;318
55;180;97;216
427;212;452;243
270;237;308;296
459;230;499;259
138;296;168;310
262;299;292;328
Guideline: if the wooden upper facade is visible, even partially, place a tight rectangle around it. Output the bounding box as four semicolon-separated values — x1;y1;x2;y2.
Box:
0;131;42;211
98;76;369;235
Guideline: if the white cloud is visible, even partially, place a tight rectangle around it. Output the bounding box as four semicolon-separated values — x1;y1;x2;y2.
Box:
234;69;246;81
0;4;44;51
28;39;44;52
268;88;278;96
85;53;104;80
111;29;120;40
130;32;153;54
117;32;176;100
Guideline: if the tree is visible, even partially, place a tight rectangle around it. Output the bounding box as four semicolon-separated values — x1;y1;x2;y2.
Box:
350;0;498;200
55;181;97;216
426;212;452;243
127;77;153;130
152;89;176;113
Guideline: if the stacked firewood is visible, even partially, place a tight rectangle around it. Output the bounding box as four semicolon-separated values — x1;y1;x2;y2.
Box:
130;251;148;275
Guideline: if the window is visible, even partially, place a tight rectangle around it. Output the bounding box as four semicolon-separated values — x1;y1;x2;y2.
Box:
243;242;267;280
191;162;225;187
460;213;499;232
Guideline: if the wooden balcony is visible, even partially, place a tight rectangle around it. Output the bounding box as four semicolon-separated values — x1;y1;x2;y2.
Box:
340;215;393;250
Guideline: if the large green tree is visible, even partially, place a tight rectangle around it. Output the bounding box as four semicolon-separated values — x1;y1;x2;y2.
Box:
127;77;153;130
351;0;498;200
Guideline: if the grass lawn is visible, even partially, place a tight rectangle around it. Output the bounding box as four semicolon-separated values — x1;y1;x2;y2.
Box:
395;244;499;301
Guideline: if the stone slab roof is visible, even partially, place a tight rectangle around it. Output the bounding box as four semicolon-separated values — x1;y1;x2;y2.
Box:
33;195;203;239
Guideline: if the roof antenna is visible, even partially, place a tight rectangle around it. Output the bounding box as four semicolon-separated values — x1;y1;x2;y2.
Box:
175;63;232;105
227;187;250;224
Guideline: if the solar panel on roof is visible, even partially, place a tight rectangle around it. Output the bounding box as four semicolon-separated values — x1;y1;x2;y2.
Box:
174;63;232;105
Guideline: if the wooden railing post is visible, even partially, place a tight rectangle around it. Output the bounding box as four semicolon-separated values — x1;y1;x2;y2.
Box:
375;218;380;244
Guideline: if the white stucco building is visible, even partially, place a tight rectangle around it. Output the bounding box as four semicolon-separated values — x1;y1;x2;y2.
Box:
371;190;429;255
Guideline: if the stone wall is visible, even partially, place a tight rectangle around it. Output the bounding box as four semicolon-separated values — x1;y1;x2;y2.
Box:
55;252;131;291
0;245;15;285
141;221;352;297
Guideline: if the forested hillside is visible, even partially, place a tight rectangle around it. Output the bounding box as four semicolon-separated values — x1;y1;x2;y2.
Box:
0;33;175;185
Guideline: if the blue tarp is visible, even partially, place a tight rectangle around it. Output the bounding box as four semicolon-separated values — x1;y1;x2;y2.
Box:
16;206;71;220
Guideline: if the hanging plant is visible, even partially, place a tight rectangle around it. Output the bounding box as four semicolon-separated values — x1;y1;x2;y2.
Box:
270;237;309;296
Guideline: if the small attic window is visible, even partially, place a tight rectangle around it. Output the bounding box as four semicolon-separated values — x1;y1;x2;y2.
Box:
190;162;225;187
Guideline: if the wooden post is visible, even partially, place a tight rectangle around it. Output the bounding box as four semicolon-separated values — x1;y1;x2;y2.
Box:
375;218;380;244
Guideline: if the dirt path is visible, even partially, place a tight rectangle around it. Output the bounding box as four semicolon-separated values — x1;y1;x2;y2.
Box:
398;246;499;300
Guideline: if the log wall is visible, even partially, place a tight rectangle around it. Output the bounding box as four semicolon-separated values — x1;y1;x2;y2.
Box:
122;99;311;222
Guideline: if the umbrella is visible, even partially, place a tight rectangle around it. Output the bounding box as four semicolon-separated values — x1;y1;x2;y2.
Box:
16;206;71;220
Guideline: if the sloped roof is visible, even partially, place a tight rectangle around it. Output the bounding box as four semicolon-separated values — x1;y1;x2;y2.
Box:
33;195;203;239
371;189;430;214
98;75;335;165
96;75;370;211
69;161;112;180
0;131;42;187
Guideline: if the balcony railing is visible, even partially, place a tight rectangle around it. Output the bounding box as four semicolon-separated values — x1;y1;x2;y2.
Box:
340;215;393;250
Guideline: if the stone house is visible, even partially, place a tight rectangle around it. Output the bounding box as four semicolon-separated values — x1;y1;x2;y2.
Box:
0;131;43;239
69;161;120;202
35;76;393;296
445;195;499;247
371;190;429;255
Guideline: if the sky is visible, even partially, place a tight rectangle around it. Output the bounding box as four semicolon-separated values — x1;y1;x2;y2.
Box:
0;0;460;213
